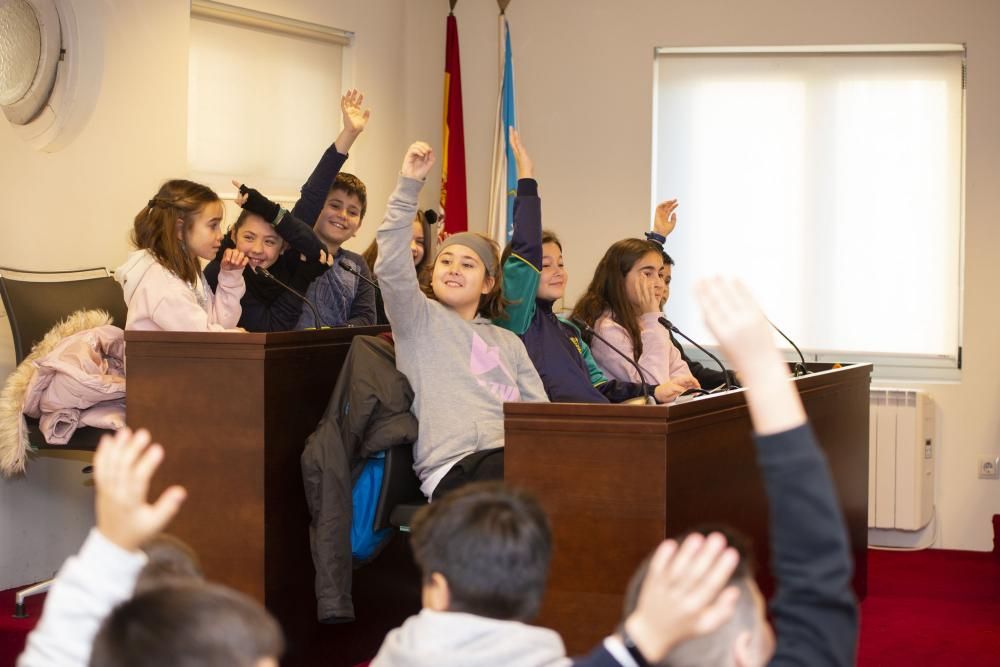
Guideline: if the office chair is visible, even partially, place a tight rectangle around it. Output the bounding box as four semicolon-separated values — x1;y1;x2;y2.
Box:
0;266;127;617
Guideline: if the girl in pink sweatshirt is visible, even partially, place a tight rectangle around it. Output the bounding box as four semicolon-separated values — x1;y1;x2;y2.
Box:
571;238;698;394
115;180;249;332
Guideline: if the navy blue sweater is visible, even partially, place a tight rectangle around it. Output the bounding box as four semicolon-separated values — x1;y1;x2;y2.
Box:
496;179;646;403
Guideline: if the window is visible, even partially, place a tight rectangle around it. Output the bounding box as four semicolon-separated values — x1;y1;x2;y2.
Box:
653;45;964;377
188;1;352;196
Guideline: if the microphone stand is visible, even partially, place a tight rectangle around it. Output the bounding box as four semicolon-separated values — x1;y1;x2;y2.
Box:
572;318;656;405
253;265;326;329
766;318;810;376
338;261;381;292
657;317;733;392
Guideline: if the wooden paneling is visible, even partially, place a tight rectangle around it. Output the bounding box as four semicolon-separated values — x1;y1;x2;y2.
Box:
505;363;871;654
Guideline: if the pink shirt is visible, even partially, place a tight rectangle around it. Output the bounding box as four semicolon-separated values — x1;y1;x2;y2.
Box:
591;311;691;385
115;250;244;332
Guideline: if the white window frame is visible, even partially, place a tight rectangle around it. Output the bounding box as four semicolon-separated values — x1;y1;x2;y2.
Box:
651;44;967;383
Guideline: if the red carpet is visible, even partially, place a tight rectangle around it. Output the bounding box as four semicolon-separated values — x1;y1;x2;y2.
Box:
2;517;999;666
857;515;1000;666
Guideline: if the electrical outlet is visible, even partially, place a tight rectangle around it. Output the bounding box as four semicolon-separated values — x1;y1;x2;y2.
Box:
978;458;1000;480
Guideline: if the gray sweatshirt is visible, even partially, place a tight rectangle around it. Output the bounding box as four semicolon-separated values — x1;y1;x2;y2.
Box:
371;609;570;667
374;176;548;498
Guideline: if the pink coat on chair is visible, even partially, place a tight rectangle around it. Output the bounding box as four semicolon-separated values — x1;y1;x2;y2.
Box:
21;324;126;444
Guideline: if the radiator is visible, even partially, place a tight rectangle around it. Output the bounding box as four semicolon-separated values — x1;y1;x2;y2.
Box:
868;388;935;530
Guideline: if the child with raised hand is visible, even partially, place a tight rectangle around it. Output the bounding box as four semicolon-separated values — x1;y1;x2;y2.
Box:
374;142;548;500
116;180;249;332
570;237;698;393
18;428;187;666
497;128;681;404
18;428;283;667
203;89;371;331
585;278;858;667
293;89;377;329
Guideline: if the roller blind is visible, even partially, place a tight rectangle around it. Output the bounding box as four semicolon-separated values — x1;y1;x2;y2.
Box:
653;46;964;363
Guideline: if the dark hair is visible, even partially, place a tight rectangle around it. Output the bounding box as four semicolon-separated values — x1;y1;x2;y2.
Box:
132;180;221;285
570;238;664;360
135;534;204;595
662;249;675;266
363;210;434;285
409;482;552;622
329;172;368;221
621;526;759;667
424;233;509;321
541;230;562;251
90;583;284;667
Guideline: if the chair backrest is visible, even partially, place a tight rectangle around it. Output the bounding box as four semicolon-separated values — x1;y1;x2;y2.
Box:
0;267;128;363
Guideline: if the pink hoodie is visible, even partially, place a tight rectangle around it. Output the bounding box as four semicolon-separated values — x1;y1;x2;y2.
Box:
591;311;691;385
114;250;244;332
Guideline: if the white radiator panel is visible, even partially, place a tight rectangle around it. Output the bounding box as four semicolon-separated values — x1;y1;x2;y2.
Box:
868;389;935;531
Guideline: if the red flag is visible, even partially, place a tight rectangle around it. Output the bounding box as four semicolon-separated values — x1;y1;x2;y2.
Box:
441;12;468;237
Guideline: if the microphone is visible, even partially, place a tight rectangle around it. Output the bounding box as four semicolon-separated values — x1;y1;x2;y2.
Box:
658;317;733;392
571;318;655;405
766;318;810;377
252;265;326;329
338;261;381;292
424;209;439;225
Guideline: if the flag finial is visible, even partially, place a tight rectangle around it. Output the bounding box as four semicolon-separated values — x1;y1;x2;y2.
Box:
449;0;458;11
497;0;511;13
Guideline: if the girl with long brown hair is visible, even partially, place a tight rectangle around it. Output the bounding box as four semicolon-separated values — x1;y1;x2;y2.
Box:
571;239;698;391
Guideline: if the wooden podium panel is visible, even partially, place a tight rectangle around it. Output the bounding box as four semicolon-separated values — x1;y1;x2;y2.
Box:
504;363;871;655
126;326;388;663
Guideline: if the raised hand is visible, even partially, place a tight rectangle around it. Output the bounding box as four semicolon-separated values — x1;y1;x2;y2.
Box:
93;428;187;552
654;199;679;238
509;126;533;179
696;277;805;434
623;532;741;662
221;248;249;272
401;141;435;181
230;179;280;223
341;88;371;135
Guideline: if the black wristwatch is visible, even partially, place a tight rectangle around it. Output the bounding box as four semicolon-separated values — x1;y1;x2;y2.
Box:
620;629;652;667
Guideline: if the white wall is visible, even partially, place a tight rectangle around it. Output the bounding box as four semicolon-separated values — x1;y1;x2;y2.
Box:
402;0;1000;551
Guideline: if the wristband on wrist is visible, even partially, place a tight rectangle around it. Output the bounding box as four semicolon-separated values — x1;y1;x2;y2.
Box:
645;230;667;246
620;628;652;667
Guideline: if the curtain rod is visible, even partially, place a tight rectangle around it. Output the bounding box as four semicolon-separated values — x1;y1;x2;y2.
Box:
191;0;353;46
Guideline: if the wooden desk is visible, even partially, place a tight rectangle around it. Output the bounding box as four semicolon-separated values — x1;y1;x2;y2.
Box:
504;363;870;655
126;326;391;665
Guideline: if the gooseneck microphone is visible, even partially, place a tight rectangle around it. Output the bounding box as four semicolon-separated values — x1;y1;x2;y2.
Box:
766;318;809;377
571;318;655;405
253;265;326;329
338;261;381;292
658;317;733;392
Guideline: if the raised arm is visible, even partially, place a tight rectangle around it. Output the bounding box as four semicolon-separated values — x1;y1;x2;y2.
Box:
498;127;542;334
373;142;435;335
646;199;678;245
697;277;857;667
18;429;186;667
235;181;325;262
291;89;370;227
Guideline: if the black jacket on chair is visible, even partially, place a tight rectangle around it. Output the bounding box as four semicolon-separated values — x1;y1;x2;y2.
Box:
301;335;418;622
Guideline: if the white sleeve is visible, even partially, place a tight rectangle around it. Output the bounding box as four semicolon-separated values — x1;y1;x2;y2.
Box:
17;529;147;667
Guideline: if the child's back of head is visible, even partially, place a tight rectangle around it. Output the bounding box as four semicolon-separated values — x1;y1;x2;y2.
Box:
89;582;283;667
410;481;551;622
